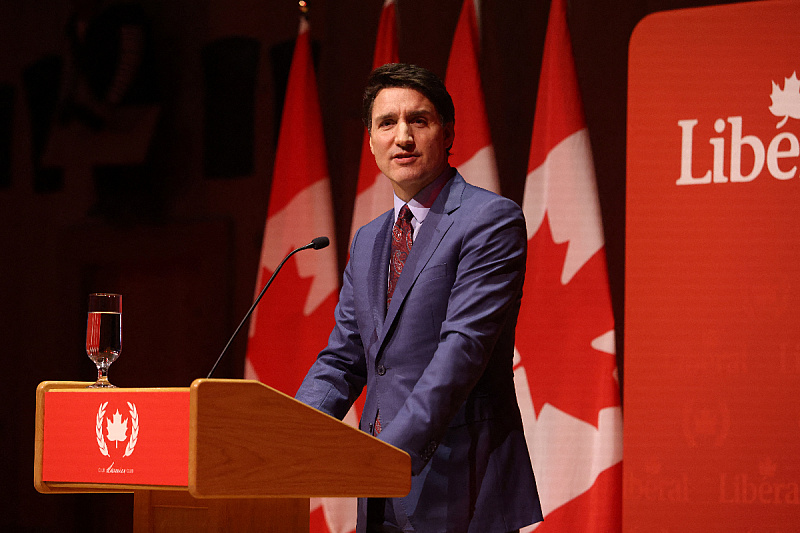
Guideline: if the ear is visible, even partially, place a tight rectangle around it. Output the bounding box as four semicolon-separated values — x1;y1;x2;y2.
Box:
443;122;455;151
369;133;375;155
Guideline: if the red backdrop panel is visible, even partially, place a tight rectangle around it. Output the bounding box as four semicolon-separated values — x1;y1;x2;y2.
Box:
625;1;800;531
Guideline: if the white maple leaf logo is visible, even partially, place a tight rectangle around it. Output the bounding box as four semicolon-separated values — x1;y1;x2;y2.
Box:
106;410;128;448
769;72;800;128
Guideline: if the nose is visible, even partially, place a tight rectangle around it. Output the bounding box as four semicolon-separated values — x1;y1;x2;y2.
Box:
395;120;414;147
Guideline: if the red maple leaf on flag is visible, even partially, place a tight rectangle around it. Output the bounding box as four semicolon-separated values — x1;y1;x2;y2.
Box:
516;214;618;427
247;258;337;397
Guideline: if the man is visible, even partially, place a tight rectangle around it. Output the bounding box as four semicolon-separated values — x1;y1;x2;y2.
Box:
296;63;542;533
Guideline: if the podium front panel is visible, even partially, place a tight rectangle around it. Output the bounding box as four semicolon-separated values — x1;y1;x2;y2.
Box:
41;388;190;487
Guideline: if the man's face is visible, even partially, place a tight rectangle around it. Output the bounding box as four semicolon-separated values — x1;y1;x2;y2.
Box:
369;87;454;202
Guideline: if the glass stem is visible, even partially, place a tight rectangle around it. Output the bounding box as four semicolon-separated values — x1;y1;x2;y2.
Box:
96;364;110;386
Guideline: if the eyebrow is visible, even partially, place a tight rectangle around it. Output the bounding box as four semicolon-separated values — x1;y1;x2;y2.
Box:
373;109;437;124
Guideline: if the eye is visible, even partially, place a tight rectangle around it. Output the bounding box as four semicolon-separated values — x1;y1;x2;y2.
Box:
378;119;395;129
412;117;428;126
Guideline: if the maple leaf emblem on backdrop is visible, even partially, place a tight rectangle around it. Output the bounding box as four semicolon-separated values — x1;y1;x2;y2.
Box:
516;215;618;427
106;410;128;447
769;72;800;128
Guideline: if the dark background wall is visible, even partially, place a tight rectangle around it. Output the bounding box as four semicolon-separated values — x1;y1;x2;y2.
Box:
0;0;752;530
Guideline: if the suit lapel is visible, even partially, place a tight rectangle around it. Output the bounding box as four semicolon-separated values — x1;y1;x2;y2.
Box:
380;174;466;345
368;211;394;340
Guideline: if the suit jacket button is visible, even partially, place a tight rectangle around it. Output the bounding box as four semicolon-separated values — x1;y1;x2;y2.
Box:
377;364;386;376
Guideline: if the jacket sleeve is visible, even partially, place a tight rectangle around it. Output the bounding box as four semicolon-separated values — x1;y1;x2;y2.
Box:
294;228;368;420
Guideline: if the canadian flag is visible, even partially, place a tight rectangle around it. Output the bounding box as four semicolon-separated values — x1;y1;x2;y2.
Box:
445;0;500;194
244;15;338;391
514;0;623;531
242;16;345;529
348;0;399;243
305;3;399;532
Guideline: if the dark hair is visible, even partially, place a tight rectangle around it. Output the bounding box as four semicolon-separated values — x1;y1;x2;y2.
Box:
362;63;455;132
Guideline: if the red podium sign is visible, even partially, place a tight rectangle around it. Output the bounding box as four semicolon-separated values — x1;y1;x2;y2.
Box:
41;388;190;487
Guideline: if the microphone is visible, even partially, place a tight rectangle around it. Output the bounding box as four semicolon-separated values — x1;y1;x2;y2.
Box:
309;236;330;250
206;236;330;379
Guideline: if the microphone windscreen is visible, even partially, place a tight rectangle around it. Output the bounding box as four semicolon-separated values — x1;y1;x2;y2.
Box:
311;236;330;250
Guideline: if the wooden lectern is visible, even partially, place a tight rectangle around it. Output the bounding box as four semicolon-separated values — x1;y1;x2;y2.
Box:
34;379;411;532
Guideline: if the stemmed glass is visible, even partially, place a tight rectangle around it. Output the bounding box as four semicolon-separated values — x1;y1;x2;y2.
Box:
86;293;122;388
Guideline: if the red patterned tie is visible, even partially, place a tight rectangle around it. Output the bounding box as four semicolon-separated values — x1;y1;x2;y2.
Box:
387;204;414;308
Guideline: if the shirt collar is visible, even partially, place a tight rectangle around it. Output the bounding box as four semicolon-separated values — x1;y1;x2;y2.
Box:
393;167;455;224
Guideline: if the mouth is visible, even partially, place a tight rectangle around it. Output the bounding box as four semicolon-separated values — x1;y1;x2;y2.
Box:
392;152;418;164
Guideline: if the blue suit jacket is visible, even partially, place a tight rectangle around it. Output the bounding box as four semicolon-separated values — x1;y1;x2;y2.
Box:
296;172;542;532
